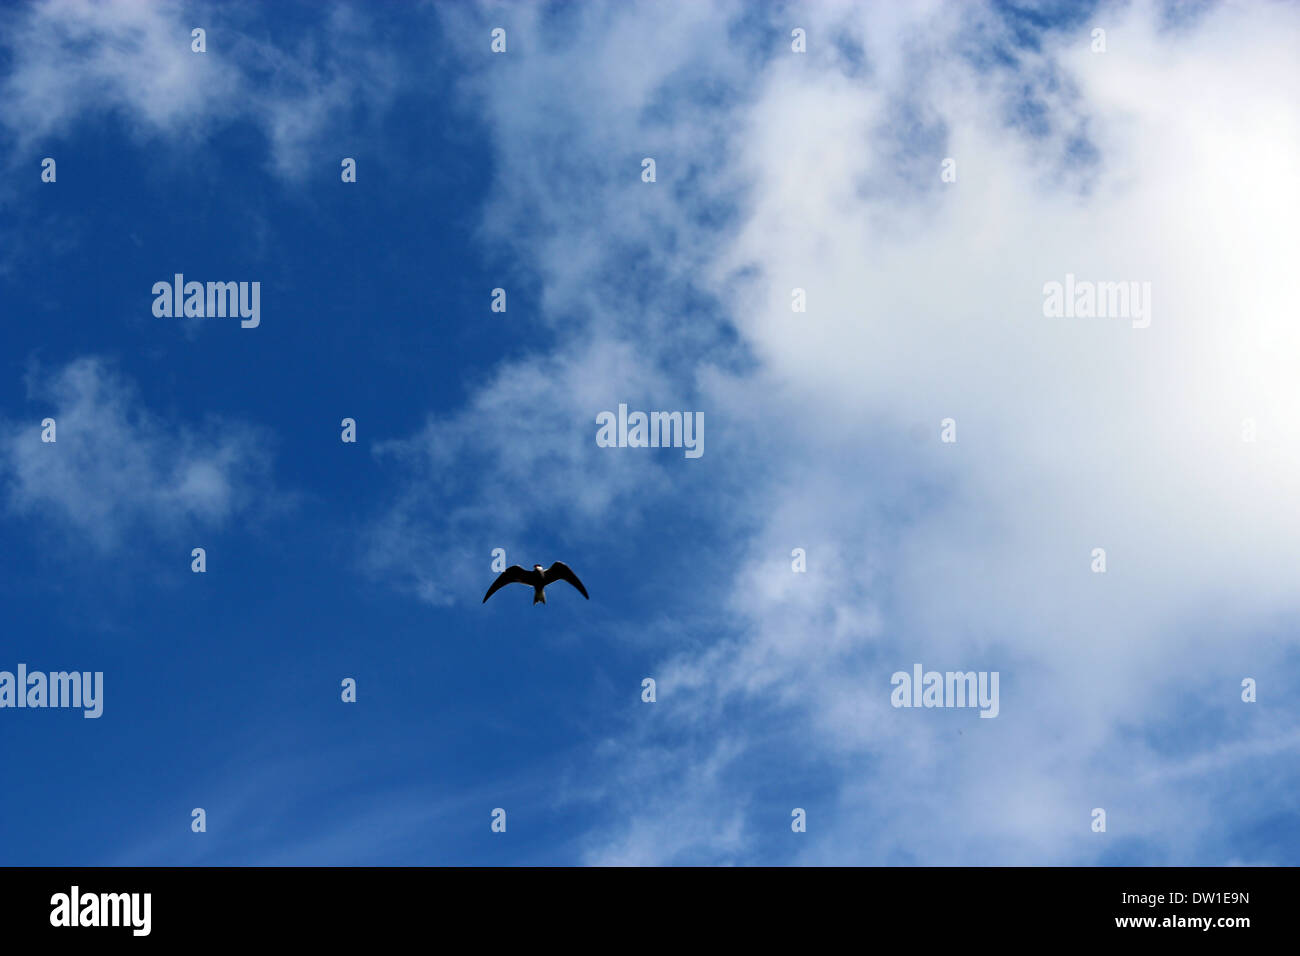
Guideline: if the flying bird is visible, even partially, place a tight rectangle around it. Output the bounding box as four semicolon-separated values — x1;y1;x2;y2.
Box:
483;562;590;606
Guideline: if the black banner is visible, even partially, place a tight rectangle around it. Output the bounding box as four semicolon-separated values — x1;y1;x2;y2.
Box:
0;866;1285;942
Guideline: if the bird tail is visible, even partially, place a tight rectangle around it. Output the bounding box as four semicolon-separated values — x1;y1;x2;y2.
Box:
534;589;546;606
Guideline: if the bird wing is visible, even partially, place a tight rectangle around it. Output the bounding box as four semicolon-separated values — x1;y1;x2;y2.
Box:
543;561;589;599
483;565;539;603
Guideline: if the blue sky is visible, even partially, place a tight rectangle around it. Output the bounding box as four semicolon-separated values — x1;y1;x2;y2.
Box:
1;0;1297;866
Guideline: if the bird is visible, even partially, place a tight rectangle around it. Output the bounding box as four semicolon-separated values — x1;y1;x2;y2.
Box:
482;562;590;606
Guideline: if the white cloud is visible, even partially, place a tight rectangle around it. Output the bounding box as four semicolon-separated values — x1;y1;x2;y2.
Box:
365;339;682;605
416;0;1300;864
0;0;400;179
0;357;276;550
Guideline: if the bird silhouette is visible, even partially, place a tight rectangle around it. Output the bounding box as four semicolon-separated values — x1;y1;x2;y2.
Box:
483;562;589;606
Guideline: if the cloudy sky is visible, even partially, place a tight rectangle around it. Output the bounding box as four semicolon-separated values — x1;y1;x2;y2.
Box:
1;0;1297;865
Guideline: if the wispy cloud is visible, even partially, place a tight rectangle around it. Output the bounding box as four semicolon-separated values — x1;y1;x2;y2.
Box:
404;0;1300;864
0;0;402;180
364;339;684;606
0;357;278;551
